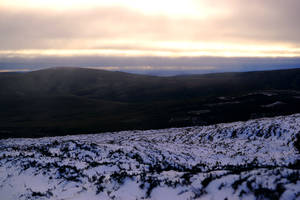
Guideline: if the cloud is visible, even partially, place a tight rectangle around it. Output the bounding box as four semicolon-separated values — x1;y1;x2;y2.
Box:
0;0;300;57
219;0;300;44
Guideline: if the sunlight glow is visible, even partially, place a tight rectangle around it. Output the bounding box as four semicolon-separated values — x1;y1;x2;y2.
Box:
1;42;300;58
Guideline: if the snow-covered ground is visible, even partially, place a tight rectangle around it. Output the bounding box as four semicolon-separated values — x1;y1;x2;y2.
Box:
1;114;300;200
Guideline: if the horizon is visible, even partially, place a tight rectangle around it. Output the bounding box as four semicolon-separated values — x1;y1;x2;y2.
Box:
1;56;300;76
1;65;300;77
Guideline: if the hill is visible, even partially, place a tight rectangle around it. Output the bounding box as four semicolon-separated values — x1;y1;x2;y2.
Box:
1;67;300;138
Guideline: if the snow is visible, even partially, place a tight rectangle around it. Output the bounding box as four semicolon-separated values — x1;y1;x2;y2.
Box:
0;114;300;199
261;101;285;107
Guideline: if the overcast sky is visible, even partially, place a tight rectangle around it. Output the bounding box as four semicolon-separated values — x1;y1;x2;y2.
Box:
1;0;300;74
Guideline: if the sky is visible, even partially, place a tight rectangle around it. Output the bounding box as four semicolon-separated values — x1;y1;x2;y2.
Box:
1;0;300;75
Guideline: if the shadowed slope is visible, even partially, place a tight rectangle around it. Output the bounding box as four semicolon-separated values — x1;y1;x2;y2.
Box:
0;67;300;138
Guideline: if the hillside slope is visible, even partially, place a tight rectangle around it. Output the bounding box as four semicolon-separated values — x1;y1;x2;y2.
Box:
1;67;300;138
0;114;300;199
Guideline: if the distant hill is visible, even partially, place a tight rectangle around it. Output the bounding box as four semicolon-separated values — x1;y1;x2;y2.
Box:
1;67;300;138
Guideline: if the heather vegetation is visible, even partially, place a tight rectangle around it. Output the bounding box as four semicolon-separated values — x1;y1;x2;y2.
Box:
1;67;300;138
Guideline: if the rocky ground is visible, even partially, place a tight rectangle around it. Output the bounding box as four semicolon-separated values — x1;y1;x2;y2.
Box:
1;114;300;200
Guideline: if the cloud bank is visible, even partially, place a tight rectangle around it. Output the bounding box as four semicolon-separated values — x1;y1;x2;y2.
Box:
0;0;300;57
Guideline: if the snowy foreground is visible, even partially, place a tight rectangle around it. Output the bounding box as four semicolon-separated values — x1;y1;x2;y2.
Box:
1;114;300;200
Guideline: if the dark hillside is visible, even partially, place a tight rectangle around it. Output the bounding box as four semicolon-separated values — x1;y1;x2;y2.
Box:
1;67;300;138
